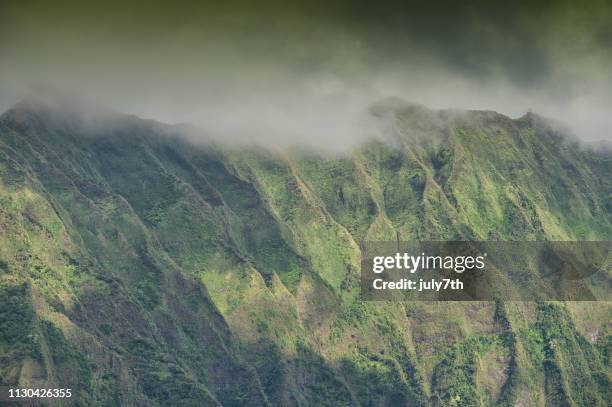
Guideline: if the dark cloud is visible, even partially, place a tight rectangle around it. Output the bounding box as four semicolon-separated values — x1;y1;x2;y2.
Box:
1;0;611;144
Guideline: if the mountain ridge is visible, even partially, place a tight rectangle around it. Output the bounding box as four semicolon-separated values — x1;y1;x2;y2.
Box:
0;98;610;406
1;96;575;151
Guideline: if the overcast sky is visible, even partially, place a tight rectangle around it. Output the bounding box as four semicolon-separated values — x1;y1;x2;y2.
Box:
1;1;611;146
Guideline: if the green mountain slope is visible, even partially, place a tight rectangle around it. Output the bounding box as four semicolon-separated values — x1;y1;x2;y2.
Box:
0;99;610;406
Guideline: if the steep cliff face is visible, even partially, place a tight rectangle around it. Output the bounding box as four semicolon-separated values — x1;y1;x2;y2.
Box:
0;99;609;406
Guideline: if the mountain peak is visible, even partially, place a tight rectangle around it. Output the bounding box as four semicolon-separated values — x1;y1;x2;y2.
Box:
0;93;171;139
1;93;580;152
3;92;118;122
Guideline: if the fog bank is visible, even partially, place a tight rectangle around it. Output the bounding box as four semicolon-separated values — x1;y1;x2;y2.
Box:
1;1;611;146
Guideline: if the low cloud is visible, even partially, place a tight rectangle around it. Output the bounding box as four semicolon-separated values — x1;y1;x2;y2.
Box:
1;1;610;147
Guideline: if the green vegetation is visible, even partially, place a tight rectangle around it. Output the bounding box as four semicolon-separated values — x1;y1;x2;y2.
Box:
0;100;610;405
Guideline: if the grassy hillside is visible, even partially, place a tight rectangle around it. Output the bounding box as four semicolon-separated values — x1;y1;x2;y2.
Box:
0;99;610;406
